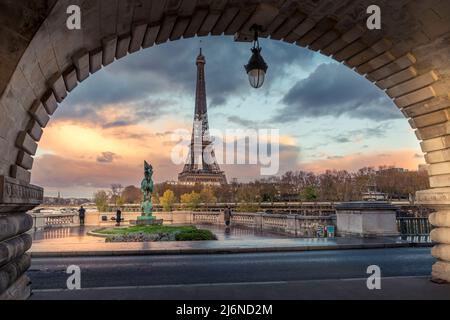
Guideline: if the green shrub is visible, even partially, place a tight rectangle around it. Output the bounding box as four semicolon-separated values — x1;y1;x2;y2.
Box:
175;229;217;241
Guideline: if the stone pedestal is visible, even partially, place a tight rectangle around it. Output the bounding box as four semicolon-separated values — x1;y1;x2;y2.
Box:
335;202;399;237
416;188;450;283
130;216;163;226
0;175;43;300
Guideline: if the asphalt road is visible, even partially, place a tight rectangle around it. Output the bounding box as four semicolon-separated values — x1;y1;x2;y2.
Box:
28;247;434;290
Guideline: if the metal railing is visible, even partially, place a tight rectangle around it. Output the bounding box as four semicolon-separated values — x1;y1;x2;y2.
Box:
397;217;432;243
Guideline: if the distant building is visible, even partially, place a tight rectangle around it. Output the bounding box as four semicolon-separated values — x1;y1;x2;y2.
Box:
178;49;227;186
362;177;387;201
377;166;408;173
418;164;428;172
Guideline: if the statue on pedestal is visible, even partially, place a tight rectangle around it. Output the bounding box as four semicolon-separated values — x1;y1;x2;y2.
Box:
139;161;155;221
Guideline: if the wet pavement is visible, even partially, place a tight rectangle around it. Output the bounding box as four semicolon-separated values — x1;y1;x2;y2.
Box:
28;224;414;257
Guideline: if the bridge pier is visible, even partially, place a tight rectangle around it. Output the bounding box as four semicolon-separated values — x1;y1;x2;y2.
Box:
0;176;43;300
417;189;450;283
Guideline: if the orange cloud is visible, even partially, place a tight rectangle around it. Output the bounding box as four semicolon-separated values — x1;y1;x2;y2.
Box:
300;149;425;173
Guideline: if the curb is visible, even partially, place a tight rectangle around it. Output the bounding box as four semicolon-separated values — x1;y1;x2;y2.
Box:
29;241;426;258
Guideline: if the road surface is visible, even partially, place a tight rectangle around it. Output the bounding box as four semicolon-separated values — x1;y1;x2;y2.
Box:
29;247;434;290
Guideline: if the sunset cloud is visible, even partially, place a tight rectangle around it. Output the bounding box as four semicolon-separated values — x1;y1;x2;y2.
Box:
299;150;424;173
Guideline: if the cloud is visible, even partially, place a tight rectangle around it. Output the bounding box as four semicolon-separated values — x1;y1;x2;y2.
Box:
330;123;392;144
227;115;258;128
60;37;317;113
96;152;117;163
299;149;423;173
273;63;402;122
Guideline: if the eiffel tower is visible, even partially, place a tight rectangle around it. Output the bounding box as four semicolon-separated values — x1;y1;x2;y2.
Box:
178;49;227;185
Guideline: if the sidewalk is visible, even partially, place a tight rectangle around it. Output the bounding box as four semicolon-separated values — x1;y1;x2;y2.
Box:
30;235;416;257
30;276;450;300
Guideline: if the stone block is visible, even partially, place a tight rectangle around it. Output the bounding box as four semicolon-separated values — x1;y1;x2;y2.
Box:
170;17;191;40
0;233;32;268
309;29;340;51
142;25;161;48
48;73;67;103
198;12;222;36
416;121;450;140
341;25;365;43
395;86;436;108
429;211;450;227
333;40;367;62
0;274;31;300
428;162;450;176
0;214;33;243
63;67;78;92
0;175;43;211
129;23;147;53
403;97;450;118
102;35;117;66
41;90;58;115
15;132;37;156
185;9;209;37
357;51;396;74
376;67;418;89
347;38;392;67
89;48;103;73
335;202;399;237
16;151;33;171
426;148;450;163
432;244;450;261
430;227;450;244
416;187;450;206
285;17;315;43
0;254;30;295
421;135;450;152
28;100;49;128
115;34;131;60
387;71;439;98
321;38;347;56
432;260;450;282
72;49;90;81
9;166;30;184
26;119;43;141
156;15;177;44
368;53;416;81
211;7;240;35
430;174;450;188
410;108;450;129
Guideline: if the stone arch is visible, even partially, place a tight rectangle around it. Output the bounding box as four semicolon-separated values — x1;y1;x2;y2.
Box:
1;0;450;297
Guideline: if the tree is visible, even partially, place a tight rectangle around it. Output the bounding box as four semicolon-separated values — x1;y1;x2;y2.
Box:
110;184;123;206
300;186;318;201
160;189;176;212
200;187;217;209
94;190;108;212
181;191;202;210
121;185;141;204
152;192;160;204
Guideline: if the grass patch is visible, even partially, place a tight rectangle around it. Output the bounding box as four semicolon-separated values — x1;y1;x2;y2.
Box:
95;225;217;241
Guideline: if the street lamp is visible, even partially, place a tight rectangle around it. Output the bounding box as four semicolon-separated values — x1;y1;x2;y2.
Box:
244;25;268;89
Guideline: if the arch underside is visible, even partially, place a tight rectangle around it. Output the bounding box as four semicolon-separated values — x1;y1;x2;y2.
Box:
0;0;450;282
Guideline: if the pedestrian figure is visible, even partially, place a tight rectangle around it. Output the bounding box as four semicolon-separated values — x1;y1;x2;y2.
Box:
224;206;233;227
78;206;86;226
116;208;122;227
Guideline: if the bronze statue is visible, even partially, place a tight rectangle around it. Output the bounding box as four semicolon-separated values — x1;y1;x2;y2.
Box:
140;161;154;219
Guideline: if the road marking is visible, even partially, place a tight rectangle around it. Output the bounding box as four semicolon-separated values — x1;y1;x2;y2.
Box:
32;276;431;293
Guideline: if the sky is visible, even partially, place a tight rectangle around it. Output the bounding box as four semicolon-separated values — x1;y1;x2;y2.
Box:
30;36;425;198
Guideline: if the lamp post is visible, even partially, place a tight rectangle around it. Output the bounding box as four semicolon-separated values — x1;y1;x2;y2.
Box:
244;25;268;89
